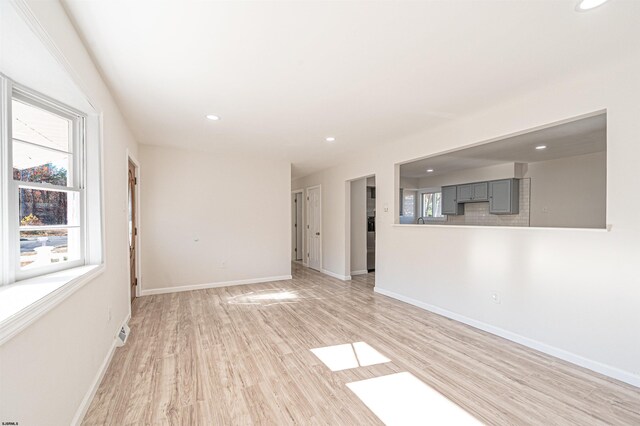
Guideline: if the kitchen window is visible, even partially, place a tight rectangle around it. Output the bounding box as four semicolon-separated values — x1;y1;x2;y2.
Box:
421;191;444;219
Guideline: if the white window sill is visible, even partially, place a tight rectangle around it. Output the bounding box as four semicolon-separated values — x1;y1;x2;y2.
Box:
0;264;104;345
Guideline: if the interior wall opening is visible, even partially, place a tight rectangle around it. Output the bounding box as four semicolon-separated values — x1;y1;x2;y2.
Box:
397;111;607;229
349;175;375;280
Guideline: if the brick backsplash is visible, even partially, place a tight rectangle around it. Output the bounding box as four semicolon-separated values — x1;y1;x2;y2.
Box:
443;179;531;227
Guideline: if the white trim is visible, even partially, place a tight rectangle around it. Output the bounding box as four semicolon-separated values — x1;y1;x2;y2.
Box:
321;269;351;281
71;313;130;426
374;287;640;388
0;77;11;286
351;270;369;276
0;264;104;345
392;223;611;232
140;275;293;296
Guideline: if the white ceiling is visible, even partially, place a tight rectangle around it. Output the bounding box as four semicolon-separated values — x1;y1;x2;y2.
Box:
61;0;639;178
400;113;606;178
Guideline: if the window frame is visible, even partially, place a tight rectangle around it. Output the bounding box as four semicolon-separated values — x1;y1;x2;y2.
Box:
418;188;446;221
1;76;88;284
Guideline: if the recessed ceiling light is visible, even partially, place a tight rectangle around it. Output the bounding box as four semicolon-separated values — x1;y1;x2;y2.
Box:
576;0;610;11
325;136;336;142
535;145;547;150
206;114;220;121
426;169;434;173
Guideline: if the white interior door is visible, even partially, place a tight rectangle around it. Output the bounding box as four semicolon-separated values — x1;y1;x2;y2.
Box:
307;186;322;271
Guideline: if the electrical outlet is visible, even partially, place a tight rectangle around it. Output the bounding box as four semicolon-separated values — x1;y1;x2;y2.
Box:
107;307;112;323
491;293;501;304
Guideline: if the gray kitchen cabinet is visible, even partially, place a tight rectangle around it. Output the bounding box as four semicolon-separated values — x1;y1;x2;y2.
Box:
442;185;464;215
473;182;488;201
457;182;488;202
456;184;474;202
489;179;519;214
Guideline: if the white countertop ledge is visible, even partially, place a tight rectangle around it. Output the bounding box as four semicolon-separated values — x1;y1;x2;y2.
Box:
392;223;611;232
0;264;104;345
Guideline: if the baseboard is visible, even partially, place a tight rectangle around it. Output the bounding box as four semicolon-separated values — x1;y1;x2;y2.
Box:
351;270;368;276
140;275;293;296
374;287;640;388
321;269;351;281
72;314;130;425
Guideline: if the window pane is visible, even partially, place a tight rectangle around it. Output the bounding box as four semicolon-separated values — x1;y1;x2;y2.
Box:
434;193;442;217
13;141;71;186
19;189;80;226
425;193;434;217
422;194;427;217
20;228;81;270
403;194;415;216
12;99;71;152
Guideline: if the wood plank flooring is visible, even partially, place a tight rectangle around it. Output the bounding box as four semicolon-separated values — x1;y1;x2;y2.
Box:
83;263;640;425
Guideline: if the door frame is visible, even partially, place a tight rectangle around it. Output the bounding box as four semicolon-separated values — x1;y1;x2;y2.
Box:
291;189;304;261
306;184;322;271
126;150;141;303
345;174;375;279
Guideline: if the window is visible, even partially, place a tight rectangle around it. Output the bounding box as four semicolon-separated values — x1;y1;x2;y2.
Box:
421;191;443;219
2;80;86;282
402;191;416;217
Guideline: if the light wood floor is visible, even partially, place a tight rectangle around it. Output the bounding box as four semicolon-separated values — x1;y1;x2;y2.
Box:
83;263;640;425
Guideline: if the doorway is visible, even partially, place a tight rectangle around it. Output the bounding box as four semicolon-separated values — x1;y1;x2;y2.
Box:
349;175;375;278
306;185;322;271
128;158;139;302
366;177;376;272
292;191;303;261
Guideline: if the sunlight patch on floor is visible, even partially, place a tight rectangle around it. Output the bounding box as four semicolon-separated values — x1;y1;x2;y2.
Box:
310;342;391;372
347;372;481;425
227;289;299;305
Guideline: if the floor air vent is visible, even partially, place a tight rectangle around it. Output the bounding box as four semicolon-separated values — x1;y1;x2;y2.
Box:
117;323;130;347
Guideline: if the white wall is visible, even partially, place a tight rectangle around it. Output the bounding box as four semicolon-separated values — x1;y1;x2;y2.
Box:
417;163;517;189
0;0;140;423
399;177;419;189
139;144;291;292
527;152;606;228
292;40;640;386
350;178;367;274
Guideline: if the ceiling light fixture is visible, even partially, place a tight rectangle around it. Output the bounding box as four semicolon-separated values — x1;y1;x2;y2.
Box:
535;145;547;150
325;136;336;142
576;0;610;11
426;169;434;173
206;114;220;121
